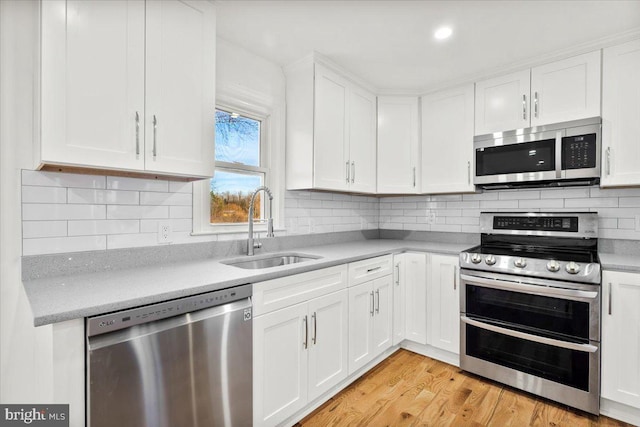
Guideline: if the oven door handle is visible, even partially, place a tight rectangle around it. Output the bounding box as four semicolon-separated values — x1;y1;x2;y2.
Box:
461;316;598;353
460;273;598;300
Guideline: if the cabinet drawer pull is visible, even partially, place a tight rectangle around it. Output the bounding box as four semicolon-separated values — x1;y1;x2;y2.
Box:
522;94;527;120
375;289;380;314
370;291;374;317
152;115;158;159
303;315;308;349
351;161;355;183
135;111;140;156
312;312;317;345
366;266;382;273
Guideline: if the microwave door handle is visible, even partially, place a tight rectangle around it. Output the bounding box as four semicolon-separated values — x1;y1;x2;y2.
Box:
461;316;598;353
555;130;563;178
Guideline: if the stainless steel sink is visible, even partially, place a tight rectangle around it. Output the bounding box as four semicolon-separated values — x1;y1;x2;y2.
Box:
221;253;321;270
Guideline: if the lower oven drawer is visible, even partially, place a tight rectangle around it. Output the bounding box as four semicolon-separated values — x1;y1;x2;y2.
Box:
460;315;600;414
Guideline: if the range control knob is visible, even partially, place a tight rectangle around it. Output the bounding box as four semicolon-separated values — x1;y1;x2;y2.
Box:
485;255;497;266
514;257;527;268
470;253;482;264
547;260;561;272
565;261;581;274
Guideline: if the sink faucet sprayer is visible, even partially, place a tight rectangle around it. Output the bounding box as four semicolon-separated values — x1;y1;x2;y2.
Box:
248;186;274;256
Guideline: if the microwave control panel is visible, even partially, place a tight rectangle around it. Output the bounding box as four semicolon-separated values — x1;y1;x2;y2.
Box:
562;133;597;170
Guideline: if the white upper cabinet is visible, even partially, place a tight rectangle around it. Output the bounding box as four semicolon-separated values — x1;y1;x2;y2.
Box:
40;0;215;179
475;69;531;135
285;56;377;193
475;51;601;135
377;96;420;193
421;85;475;194
530;50;601;126
601;39;640;187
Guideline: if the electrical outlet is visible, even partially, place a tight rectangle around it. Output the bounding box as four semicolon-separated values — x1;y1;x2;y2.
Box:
158;221;172;244
426;210;436;225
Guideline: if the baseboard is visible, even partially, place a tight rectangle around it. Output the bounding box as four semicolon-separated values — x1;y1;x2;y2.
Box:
401;340;459;367
600;398;640;426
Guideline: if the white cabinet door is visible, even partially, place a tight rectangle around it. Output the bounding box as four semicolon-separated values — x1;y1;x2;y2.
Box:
348;282;374;374
427;254;461;355
601;39;640;187
307;290;349;402
372;275;393;356
377;97;420;193
403;252;428;345
253;303;309;427
601;271;640;409
392;256;405;346
421;85;475;194
313;64;349;191
145;0;215;177
475;70;531;135
348;86;377;193
531;51;601;127
40;0;145;170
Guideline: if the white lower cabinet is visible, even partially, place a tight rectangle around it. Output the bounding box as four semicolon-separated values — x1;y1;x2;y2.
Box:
396;252;428;345
254;289;348;427
426;254;460;355
601;270;640;411
348;275;393;374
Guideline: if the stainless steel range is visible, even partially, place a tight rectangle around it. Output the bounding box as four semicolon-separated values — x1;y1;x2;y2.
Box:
459;212;601;415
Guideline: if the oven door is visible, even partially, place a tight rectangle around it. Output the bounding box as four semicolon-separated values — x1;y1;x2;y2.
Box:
459;270;600;414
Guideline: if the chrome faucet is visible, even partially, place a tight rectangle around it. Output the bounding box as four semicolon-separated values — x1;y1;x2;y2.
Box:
247;186;274;256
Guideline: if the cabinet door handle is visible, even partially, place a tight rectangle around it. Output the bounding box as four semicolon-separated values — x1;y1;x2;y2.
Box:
522;94;527;120
312;312;317;345
375;289;380;314
346;161;350;183
534;91;539;118
413;167;416;187
608;283;612;315
303;315;308;349
370;291;374;317
351;161;355;183
453;266;457;290
467;161;471;185
152;115;158;158
606;147;611;176
135;111;140;156
395;263;400;285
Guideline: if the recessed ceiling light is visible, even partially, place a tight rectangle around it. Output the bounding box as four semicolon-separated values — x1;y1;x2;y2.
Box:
434;26;453;40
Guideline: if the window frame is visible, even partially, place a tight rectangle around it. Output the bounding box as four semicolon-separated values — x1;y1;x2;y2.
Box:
193;93;281;236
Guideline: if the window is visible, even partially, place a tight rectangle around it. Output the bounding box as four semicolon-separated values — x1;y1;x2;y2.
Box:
209;108;268;224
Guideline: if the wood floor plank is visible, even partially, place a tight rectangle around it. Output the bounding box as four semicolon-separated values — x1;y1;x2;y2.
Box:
297;349;633;427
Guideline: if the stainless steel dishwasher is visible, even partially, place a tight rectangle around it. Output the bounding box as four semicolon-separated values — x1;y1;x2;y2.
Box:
86;284;252;427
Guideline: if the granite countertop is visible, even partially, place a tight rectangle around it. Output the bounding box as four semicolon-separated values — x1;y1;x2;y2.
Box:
599;252;640;273
23;239;469;326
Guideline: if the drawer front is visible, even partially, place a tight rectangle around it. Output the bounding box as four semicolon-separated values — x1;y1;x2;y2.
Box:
348;255;393;287
252;265;348;316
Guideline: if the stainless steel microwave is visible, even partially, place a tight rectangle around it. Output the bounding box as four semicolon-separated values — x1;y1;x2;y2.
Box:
474;117;601;189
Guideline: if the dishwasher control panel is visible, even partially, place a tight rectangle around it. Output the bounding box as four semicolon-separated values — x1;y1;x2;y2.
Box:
87;283;252;337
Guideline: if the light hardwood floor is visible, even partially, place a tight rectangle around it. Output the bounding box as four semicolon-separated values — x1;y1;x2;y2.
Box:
296;349;632;427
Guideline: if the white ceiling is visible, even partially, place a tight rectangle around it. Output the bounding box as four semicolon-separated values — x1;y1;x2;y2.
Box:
215;0;640;93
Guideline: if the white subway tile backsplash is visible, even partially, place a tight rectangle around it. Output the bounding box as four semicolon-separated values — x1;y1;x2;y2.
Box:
107;205;169;220
23;236;106;256
479;200;519;209
499;190;540;200
565;198;618;208
22;186;67;203
106;233;159;250
619;197;640;207
22;221;67;239
540;188;590;199
68;220;139;236
68;188;139;205
169;206;192;219
590;187;640;198
23;204;106;221
617;218;636;229
169;181;193;193
518;198;564;209
140;219;192;233
446;201;480;209
22;170;106;189
106;176;169;192
140;192;192;206
462;192;499;201
598;218;618;229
